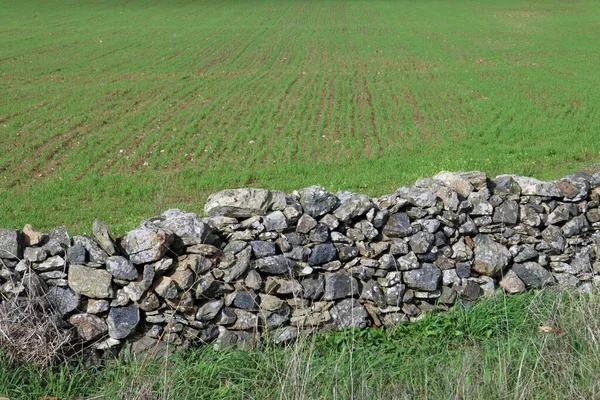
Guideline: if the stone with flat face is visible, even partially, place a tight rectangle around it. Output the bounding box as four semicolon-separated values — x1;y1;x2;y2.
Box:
69;313;108;342
121;227;173;265
403;264;441;291
0;228;21;259
148;209;213;246
298;186;339;218
513;262;555;288
473;235;510;276
330;299;368;328
68;265;114;299
204;189;286;218
107;305;140;340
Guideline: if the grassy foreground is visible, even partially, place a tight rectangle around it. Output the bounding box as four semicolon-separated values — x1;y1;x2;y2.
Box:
1;0;600;233
2;289;600;399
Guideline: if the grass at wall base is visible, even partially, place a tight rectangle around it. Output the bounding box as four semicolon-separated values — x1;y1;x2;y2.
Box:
2;288;599;399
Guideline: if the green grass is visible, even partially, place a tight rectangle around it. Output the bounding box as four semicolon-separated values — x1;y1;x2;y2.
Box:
1;0;599;234
2;289;600;399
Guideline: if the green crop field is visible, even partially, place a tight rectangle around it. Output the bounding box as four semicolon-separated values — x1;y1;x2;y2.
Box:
1;0;599;233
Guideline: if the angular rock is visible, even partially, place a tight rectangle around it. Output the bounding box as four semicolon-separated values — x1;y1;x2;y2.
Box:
107;305;140;339
68;265;113;299
432;171;474;198
558;174;590;202
255;255;295;275
330;298;368;328
499;270;526;293
513;262;555;288
123;264;155;302
507;175;561;197
324;272;359;300
395;186;439;208
24;247;47;263
86;299;110;314
106;256;138;281
92;219;117;255
230;309;259;330
520;205;541;227
204;188;285;217
298;186;339;218
473;235;510;276
154;276;180;299
333;191;375;221
196;299;224;322
309;224;330;243
0;228;21;259
66;244;86;265
233;290;259;310
72;235;108;264
250;241;277;259
263;211;288;232
308;243;337;265
149;209;213;246
562;215;589;237
541;225;566;254
22;224;46;247
383;213;412;238
47;286;80;316
69;313;108;342
301;274;325;300
403;264;441;291
492;200;519;225
121;227;173;265
33;255;65;272
489;176;521;197
468;192;493;216
409;231;434;254
296;214;318;234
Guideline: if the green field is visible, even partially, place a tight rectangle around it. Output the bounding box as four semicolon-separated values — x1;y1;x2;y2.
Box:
1;0;599;233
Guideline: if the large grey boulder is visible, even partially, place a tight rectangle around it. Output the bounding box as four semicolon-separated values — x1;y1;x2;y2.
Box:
473;235;510;276
121;227;173;265
513;262;555;288
403;264;441;291
298;186;339;218
505;175;561;197
330;299;368;328
0;228;21;259
432;171;474;198
204;189;286;218
395;186;438;207
107;305;140;339
147;209;213;246
333;191;375;221
68;265;113;299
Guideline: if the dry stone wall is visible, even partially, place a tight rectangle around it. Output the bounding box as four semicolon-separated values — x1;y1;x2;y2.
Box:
2;171;600;357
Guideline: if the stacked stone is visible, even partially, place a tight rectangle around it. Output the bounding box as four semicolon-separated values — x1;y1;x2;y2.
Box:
2;171;600;356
